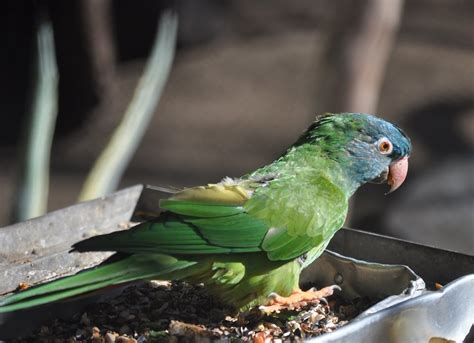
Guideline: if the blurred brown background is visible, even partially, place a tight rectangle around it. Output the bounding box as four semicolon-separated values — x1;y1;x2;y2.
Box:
1;0;473;254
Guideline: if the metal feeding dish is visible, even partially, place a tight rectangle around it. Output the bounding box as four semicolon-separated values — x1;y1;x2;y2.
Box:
0;185;473;341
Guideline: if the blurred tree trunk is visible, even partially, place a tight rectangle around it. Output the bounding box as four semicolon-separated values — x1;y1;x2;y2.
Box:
313;0;405;227
314;0;404;114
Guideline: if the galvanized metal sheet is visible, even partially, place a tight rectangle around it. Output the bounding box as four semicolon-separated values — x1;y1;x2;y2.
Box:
307;275;474;343
302;250;425;310
328;227;474;286
0;185;143;294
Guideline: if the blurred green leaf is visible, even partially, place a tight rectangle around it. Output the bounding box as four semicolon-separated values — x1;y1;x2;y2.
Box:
14;16;58;221
79;10;178;201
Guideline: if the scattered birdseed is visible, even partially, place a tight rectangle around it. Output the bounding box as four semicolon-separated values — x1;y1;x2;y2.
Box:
15;281;375;342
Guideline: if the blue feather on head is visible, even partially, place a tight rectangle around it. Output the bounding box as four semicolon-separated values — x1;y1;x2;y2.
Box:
306;113;412;192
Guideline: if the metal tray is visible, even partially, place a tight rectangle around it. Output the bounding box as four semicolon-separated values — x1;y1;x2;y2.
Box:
0;185;473;341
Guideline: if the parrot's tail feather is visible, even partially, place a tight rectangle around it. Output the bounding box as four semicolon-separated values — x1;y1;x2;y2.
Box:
0;254;196;313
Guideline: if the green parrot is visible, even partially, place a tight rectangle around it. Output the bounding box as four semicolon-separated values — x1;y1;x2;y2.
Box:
0;113;411;313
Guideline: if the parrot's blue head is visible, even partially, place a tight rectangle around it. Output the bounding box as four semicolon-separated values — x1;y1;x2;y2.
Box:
347;113;411;193
298;113;412;193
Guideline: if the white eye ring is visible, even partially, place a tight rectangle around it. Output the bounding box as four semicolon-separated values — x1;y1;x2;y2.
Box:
377;137;393;155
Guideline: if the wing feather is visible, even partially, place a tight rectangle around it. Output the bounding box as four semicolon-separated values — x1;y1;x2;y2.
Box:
74;184;266;255
75;179;347;264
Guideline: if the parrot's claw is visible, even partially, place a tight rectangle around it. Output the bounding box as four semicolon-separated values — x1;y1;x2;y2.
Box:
259;285;341;314
319;296;329;306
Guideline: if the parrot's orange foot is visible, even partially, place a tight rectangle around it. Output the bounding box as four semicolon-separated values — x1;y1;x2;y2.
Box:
259;285;341;313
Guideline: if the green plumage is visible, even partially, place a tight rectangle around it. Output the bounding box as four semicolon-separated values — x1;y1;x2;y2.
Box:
0;113;411;313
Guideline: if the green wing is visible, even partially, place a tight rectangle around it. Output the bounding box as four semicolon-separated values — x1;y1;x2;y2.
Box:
76;177;347;263
74;184;268;255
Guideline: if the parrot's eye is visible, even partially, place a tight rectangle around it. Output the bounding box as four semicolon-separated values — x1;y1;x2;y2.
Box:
377;137;393;155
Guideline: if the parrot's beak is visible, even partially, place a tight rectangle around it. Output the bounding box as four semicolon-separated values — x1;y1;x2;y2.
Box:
386;156;409;194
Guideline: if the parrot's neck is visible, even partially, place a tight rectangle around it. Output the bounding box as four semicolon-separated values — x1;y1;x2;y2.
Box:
248;143;362;197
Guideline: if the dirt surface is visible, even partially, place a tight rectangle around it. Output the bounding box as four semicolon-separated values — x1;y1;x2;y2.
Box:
18;281;375;342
